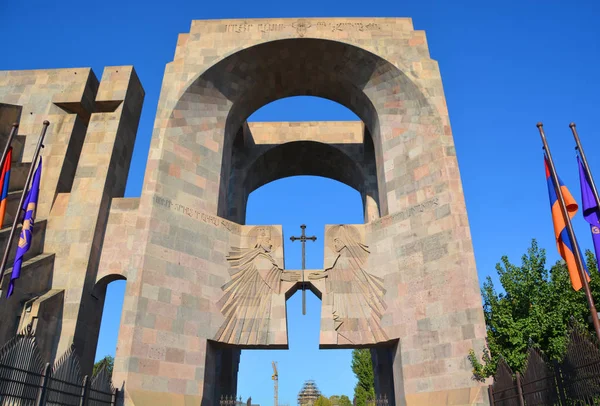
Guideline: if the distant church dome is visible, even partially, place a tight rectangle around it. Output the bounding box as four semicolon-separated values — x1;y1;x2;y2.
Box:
297;380;322;405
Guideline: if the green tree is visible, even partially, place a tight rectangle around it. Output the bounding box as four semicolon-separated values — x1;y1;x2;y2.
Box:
329;395;340;405
93;355;114;378
351;349;375;406
314;395;332;406
469;239;599;380
339;395;352;406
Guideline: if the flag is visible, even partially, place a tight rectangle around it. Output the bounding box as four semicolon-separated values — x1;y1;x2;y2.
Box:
578;156;600;264
7;157;41;298
545;156;590;290
0;148;12;226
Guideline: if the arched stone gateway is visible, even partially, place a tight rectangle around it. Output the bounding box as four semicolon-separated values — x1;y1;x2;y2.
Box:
0;18;488;406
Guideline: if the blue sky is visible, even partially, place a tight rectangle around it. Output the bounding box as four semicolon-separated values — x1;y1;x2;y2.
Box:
2;0;600;404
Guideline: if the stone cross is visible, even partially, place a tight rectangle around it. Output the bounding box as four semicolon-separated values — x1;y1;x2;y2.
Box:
290;224;316;315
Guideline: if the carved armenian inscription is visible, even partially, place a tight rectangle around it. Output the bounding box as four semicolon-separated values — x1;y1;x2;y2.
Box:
224;20;383;36
153;195;241;233
371;197;440;229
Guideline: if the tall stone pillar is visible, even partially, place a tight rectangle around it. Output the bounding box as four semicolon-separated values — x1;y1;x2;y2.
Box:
45;66;144;372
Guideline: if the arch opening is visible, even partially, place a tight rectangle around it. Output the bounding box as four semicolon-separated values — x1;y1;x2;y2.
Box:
218;94;381;223
248;96;360;122
92;276;126;375
236;175;364;405
225;138;376;224
166;37;438;223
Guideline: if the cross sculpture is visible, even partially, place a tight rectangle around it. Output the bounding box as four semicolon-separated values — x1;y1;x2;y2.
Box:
290;224;316;315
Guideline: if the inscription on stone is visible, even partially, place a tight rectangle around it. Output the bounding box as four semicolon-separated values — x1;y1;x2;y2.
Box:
391;197;439;221
371;197;440;228
258;23;285;33
223;20;382;36
153;195;241;233
225;22;254;33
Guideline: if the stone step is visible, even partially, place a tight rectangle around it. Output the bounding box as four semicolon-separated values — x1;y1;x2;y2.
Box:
0;253;55;297
0;253;55;342
0;219;47;266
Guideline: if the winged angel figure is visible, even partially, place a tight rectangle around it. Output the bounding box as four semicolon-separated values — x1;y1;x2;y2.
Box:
309;225;388;344
215;227;299;345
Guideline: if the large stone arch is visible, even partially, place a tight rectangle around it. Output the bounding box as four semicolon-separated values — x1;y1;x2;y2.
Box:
111;18;488;406
160;37;438;225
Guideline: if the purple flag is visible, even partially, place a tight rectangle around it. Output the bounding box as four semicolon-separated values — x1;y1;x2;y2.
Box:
7;158;41;297
578;156;600;265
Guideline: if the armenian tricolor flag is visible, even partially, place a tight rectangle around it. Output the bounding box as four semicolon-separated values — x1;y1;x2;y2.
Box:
545;156;590;290
0;148;12;227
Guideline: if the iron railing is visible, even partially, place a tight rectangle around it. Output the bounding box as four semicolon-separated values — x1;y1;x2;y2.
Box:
350;395;390;406
489;323;600;405
0;328;119;406
219;395;253;406
366;395;390;406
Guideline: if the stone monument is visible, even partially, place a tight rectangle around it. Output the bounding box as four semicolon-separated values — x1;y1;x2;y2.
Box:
0;17;489;405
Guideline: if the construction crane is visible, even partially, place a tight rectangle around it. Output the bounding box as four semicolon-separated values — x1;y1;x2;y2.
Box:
271;361;278;406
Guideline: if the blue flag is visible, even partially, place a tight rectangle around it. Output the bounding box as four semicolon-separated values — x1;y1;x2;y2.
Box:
7;158;42;298
578;156;600;266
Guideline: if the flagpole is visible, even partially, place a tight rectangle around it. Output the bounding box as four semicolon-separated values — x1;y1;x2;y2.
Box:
538;122;600;341
0;121;48;296
0;123;19;173
570;123;600;217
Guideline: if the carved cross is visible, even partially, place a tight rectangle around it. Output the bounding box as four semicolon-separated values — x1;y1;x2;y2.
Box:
290;224;316;315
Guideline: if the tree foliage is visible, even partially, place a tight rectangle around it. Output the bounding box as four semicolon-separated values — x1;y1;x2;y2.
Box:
351;349;375;406
314;395;332;406
469;239;600;380
327;394;351;406
338;395;352;406
93;355;114;378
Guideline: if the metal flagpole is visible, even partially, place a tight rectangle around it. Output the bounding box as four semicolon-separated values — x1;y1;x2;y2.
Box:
0;123;18;175
570;123;600;216
538;122;600;341
0;121;48;297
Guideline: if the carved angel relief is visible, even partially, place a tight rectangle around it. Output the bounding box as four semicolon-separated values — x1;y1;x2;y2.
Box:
309;225;388;344
215;226;299;345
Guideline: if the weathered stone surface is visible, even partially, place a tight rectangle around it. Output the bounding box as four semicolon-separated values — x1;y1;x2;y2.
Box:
0;17;488;406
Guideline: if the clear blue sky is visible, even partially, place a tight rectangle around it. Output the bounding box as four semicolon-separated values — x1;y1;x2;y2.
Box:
2;0;600;404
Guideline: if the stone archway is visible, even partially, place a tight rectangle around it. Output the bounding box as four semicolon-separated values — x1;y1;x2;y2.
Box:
228;122;376;223
103;18;488;406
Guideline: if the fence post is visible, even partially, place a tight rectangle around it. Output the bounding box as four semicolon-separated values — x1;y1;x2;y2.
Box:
553;361;567;405
515;371;525;406
79;375;90;406
111;388;119;406
35;362;51;406
487;386;494;405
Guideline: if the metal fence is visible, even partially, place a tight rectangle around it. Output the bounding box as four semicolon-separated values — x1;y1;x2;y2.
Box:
365;395;389;406
219;396;253;406
0;327;119;406
489;323;600;405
